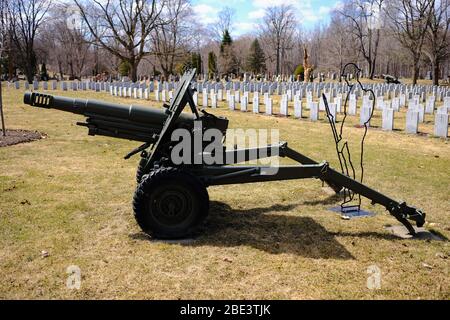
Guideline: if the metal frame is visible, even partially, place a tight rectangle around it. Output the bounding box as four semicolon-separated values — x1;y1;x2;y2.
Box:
184;142;425;235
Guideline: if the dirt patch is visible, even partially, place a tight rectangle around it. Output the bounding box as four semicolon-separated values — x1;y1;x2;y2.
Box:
0;129;46;147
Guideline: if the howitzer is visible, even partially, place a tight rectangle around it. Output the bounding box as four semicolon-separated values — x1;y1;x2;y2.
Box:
24;70;425;239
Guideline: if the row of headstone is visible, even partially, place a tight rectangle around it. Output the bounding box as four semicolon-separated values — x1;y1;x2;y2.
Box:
8;79;448;138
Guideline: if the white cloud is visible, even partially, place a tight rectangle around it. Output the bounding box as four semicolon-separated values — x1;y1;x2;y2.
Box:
192;4;220;24
250;0;342;25
234;22;258;34
248;9;265;20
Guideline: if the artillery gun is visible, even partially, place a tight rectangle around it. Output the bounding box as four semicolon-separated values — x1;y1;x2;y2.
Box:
24;70;425;239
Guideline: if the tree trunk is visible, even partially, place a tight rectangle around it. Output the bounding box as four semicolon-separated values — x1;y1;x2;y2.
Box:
433;60;439;86
412;63;419;86
130;62;138;82
276;45;280;76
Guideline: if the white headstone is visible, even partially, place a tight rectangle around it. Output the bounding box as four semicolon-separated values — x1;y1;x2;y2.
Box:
234;91;240;103
425;97;435;114
434;113;448;138
280;95;288;116
203;92;208;107
417;104;425;123
406;110;419;134
327;103;337;122
334;97;342;113
229;95;235;110
392;97;400;111
240;96;248;112
265;98;273;115
294;96;302;118
360;106;372;126
252;93;259;114
382;108;394;131
193;92;198;106
310;102;319;121
349;97;357;115
211;93;217;108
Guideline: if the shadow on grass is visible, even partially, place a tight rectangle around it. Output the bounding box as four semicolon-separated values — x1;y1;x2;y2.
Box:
302;194;342;206
131;201;355;260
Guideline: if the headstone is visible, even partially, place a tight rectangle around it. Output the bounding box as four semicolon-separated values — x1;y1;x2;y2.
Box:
265;98;272;115
211;93;217;108
434;113;448;138
234;91;240;103
360;106;372;126
43;82;48;90
334;96;342;113
240;96;248;112
229;95;235;110
280;95;288;116
310;102;319;121
417;104;425;123
327;103;337;122
425;97;435;114
15;81;20;89
392;97;400;111
193;92;198;106
349;97;357;115
382;108;394;131
406;110;419;134
203;92;208;107
375;96;384;110
294;96;302;118
252;93;259;114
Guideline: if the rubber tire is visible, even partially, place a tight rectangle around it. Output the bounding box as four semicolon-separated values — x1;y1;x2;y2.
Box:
136;157;148;183
133;168;209;239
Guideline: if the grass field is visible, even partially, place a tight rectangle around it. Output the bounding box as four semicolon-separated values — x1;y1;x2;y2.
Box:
0;85;449;299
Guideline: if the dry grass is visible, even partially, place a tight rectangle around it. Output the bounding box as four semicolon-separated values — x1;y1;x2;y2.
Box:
0;85;449;300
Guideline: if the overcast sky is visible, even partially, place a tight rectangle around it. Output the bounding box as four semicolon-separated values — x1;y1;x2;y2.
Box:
192;0;344;36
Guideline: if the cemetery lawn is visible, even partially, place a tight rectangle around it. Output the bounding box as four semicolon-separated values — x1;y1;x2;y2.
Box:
0;86;449;300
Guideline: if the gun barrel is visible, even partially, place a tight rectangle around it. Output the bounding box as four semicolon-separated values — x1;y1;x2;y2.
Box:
23;92;195;126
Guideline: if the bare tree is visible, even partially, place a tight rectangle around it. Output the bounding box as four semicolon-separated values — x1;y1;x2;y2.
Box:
151;0;193;78
6;0;50;83
338;0;385;79
386;0;434;85
74;0;166;82
424;0;450;85
209;6;235;42
260;5;296;76
39;4;93;80
323;11;359;74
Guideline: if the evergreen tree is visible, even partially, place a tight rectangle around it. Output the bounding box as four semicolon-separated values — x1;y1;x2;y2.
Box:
208;51;217;76
246;39;266;74
220;29;233;53
40;63;49;81
191;53;202;74
219;29;237;75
